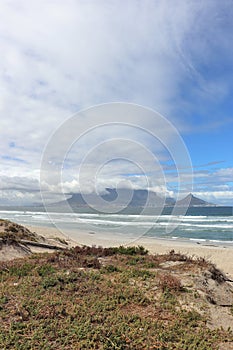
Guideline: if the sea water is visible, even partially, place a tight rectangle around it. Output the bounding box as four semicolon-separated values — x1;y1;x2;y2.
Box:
0;207;232;244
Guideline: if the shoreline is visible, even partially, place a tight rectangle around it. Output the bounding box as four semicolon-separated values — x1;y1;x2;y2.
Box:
27;224;233;278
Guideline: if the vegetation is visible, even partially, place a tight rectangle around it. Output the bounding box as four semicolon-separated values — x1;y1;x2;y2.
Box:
0;246;232;349
0;220;38;243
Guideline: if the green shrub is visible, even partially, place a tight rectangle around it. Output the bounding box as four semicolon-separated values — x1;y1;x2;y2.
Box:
37;264;55;277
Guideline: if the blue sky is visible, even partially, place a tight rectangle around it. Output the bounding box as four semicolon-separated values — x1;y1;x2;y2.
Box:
0;0;232;205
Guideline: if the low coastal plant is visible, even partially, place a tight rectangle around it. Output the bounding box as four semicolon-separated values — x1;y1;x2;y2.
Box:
158;273;182;292
0;246;232;349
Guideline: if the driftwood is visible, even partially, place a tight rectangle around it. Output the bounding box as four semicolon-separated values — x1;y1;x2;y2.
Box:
0;237;66;250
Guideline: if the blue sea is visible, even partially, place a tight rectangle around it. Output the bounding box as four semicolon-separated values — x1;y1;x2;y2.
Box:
0;206;232;245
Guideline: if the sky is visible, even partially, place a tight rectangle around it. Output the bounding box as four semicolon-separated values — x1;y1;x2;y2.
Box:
0;0;233;206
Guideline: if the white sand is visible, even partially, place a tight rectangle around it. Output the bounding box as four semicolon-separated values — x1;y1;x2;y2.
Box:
141;238;233;278
27;225;233;278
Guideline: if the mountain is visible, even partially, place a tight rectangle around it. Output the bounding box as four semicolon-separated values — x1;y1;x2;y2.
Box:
56;188;166;209
49;190;215;210
176;193;215;207
101;188;165;207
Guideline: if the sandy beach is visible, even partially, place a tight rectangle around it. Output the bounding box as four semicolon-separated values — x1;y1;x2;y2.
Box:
27;224;233;278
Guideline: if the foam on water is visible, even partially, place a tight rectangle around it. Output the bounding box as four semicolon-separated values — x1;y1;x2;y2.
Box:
0;208;232;243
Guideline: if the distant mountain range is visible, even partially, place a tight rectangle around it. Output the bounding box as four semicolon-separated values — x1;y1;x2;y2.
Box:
50;188;215;209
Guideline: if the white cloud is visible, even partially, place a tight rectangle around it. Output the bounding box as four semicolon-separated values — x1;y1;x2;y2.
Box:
193;191;233;206
0;1;232;204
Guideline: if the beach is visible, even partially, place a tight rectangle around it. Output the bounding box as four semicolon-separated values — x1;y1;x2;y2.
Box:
27;224;233;278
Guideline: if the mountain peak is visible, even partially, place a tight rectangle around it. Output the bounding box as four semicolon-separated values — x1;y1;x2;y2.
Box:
50;189;216;209
176;193;215;207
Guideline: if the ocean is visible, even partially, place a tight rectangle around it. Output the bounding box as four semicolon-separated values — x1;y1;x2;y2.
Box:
0;206;232;245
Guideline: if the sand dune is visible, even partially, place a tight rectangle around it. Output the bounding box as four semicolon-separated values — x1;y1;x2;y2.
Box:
27;225;233;278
